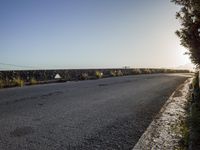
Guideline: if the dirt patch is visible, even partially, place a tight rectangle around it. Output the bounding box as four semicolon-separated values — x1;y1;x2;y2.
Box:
38;103;44;106
40;91;63;99
10;126;34;137
98;84;108;87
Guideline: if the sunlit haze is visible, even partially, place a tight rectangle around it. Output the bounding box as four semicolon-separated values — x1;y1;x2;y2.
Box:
0;0;192;70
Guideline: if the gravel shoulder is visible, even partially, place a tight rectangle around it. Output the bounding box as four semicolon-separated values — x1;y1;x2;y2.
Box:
133;78;192;150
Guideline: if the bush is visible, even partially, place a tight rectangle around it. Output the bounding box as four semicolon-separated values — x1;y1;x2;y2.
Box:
116;70;123;76
189;103;200;148
192;73;199;89
191;103;200;132
142;69;151;74
192;72;200;102
63;73;71;81
80;73;88;80
13;77;24;87
0;80;4;88
110;70;117;77
132;69;142;74
95;71;103;79
30;78;37;85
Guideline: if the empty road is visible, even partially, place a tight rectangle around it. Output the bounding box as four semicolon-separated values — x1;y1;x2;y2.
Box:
0;74;191;150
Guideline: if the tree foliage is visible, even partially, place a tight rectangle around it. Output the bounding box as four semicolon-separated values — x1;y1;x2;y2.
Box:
171;0;200;66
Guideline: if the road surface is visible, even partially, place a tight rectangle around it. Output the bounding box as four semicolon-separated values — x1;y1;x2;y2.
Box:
0;74;191;150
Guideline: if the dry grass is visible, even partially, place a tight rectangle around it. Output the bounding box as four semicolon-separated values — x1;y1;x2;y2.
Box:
30;78;37;85
95;71;103;79
13;77;24;87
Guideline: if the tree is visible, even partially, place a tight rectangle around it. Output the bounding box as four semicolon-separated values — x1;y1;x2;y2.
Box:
171;0;200;66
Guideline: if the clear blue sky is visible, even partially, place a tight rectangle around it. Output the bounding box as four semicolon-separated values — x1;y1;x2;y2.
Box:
0;0;191;70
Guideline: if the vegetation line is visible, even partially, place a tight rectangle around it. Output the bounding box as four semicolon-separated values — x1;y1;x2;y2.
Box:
188;72;200;150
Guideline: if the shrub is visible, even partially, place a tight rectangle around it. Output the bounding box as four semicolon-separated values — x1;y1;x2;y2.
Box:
142;69;151;74
110;70;117;77
163;69;168;73
0;80;4;88
132;69;142;74
13;77;24;87
191;103;200;132
80;73;88;80
95;71;103;79
116;70;123;76
189;103;200;147
30;78;37;85
149;69;157;74
192;73;199;90
63;73;71;81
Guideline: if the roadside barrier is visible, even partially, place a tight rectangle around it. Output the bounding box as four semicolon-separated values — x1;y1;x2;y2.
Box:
0;68;190;88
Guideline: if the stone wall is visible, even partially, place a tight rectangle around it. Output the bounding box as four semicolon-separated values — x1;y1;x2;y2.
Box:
0;68;190;82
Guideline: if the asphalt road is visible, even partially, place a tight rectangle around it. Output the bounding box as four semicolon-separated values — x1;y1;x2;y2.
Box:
0;74;191;150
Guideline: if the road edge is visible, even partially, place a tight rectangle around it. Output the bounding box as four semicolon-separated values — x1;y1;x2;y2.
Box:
133;78;192;150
